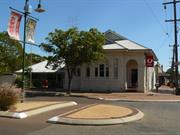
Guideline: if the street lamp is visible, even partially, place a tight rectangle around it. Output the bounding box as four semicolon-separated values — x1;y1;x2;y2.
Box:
21;0;45;102
35;0;46;13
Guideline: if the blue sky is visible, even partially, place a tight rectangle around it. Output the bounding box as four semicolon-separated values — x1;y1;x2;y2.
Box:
0;0;179;71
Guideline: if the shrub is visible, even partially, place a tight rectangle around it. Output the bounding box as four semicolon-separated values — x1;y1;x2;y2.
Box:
0;84;20;111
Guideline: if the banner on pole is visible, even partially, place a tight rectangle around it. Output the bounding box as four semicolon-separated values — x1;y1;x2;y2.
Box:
26;18;37;43
7;11;22;40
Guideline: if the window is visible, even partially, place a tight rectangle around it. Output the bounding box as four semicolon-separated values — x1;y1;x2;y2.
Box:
99;64;104;77
95;67;98;77
106;67;109;77
86;67;90;77
114;58;118;78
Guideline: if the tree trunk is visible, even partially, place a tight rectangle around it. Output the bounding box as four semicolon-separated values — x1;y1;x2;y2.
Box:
66;66;73;95
67;76;72;95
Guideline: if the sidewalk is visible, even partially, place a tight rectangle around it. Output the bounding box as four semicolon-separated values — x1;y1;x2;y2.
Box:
72;86;180;102
26;86;180;102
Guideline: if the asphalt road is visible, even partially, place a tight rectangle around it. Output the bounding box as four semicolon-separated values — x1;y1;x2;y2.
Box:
0;96;180;135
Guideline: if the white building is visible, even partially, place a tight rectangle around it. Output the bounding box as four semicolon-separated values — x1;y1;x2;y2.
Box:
16;61;65;88
64;30;158;92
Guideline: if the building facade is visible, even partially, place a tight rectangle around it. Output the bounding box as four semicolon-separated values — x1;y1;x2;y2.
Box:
16;61;65;89
64;30;158;92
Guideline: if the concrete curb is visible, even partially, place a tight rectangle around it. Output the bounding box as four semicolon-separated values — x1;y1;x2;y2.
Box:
102;99;180;102
76;95;180;102
47;108;144;125
0;111;27;119
0;101;77;119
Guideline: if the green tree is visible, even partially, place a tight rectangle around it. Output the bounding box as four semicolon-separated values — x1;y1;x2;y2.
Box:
166;68;174;81
41;27;105;94
26;53;47;66
0;31;47;74
166;68;180;82
0;32;23;74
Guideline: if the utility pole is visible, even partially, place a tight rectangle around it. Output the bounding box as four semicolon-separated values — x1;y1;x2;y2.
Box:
163;0;180;95
168;45;175;84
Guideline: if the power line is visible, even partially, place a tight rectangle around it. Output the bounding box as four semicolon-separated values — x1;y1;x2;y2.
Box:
143;0;168;36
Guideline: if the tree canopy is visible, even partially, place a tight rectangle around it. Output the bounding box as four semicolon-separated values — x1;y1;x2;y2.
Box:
0;31;47;74
41;27;105;94
26;53;47;66
0;32;23;74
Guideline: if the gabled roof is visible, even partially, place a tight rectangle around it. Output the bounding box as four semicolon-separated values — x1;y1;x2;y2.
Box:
104;30;148;50
103;30;158;61
115;40;148;50
104;29;127;44
16;60;65;73
103;43;125;50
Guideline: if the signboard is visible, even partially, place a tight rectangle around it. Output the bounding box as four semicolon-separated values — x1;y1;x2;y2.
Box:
7;11;22;40
146;55;154;67
26;18;37;43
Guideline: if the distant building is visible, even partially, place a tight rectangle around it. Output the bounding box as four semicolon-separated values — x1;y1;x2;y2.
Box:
64;30;158;92
16;61;64;89
0;74;17;85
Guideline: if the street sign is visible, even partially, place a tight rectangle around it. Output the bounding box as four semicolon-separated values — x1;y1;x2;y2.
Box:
146;55;154;67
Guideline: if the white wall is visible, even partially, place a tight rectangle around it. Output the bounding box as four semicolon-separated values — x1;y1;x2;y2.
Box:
145;67;154;92
64;51;153;93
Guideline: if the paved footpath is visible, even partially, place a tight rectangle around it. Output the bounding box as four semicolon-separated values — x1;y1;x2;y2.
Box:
26;86;180;102
71;86;180;102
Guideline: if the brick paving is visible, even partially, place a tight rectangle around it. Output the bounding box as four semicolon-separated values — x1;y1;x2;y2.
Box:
72;86;180;101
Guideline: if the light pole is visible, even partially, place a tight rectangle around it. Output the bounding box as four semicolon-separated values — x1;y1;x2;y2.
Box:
21;0;45;102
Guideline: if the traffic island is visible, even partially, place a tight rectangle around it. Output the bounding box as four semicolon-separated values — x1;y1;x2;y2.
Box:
48;104;144;125
0;101;77;119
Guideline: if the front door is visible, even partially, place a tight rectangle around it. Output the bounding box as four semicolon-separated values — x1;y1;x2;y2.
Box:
131;69;138;88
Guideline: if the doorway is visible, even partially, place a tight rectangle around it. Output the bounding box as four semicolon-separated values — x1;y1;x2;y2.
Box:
126;60;138;88
131;69;138;87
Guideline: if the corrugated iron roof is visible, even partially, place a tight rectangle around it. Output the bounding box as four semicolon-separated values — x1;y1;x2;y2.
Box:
115;40;148;50
16;60;65;73
103;43;125;50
